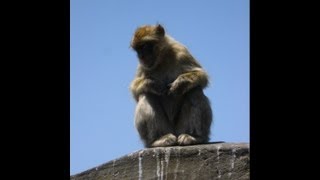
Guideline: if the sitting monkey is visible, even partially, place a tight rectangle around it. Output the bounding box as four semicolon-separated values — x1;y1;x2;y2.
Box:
130;24;212;148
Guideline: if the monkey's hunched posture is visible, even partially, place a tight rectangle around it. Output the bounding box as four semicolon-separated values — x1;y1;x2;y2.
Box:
130;24;212;148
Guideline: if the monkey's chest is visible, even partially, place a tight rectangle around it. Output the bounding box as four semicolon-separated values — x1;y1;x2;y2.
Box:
150;67;179;83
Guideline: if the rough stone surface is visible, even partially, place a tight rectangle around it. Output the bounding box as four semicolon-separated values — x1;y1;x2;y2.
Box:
71;142;249;180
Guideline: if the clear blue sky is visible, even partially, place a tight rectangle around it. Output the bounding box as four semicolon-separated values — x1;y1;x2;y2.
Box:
71;0;249;176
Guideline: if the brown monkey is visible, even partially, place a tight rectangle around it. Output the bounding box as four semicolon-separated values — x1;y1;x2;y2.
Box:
130;24;212;148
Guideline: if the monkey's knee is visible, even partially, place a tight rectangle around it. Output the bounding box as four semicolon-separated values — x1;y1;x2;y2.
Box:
135;95;155;122
134;96;154;139
134;94;173;147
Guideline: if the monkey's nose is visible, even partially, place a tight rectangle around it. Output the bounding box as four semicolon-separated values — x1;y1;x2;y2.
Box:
138;54;145;60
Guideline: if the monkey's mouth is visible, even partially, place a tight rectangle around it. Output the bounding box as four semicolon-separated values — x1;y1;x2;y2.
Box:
140;60;151;67
139;56;153;67
139;57;147;64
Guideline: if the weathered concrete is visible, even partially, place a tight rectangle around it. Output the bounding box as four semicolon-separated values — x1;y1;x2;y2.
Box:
71;142;249;180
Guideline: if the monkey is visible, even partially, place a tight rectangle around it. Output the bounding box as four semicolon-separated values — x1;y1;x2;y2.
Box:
130;24;212;148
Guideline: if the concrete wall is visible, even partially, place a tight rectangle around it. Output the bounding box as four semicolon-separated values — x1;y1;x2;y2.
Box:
71;143;249;180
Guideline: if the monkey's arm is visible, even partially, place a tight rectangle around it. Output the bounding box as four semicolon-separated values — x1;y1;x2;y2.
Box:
168;68;209;96
130;77;167;101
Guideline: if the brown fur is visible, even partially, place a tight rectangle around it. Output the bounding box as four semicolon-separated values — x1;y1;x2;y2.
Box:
130;24;212;148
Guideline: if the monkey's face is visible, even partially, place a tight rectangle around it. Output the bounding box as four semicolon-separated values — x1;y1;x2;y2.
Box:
134;40;158;68
131;24;165;69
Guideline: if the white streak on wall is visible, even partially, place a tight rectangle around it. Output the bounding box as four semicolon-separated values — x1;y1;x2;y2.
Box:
228;146;237;178
165;148;171;180
138;150;144;180
217;145;221;161
154;149;161;180
160;157;164;180
217;145;222;179
174;147;181;180
198;149;201;156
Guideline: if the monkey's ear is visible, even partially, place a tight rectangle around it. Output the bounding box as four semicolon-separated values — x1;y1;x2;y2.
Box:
155;24;165;37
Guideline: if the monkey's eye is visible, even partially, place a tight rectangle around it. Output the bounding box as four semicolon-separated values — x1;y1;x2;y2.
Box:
136;42;155;53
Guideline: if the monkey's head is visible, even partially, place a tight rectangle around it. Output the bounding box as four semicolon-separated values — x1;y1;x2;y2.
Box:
130;24;166;69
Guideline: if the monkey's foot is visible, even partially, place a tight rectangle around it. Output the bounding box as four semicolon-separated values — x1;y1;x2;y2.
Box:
177;134;197;146
151;133;177;147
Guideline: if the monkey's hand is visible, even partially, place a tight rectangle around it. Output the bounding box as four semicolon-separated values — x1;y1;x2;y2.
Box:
168;70;208;96
131;77;168;101
168;80;188;96
144;79;168;95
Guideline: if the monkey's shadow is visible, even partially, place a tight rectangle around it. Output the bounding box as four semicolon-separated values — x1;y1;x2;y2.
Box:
188;141;226;146
203;141;226;144
152;141;226;148
180;141;226;147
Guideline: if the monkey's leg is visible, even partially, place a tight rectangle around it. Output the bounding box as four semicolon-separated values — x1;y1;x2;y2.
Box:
135;94;177;148
176;87;212;146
